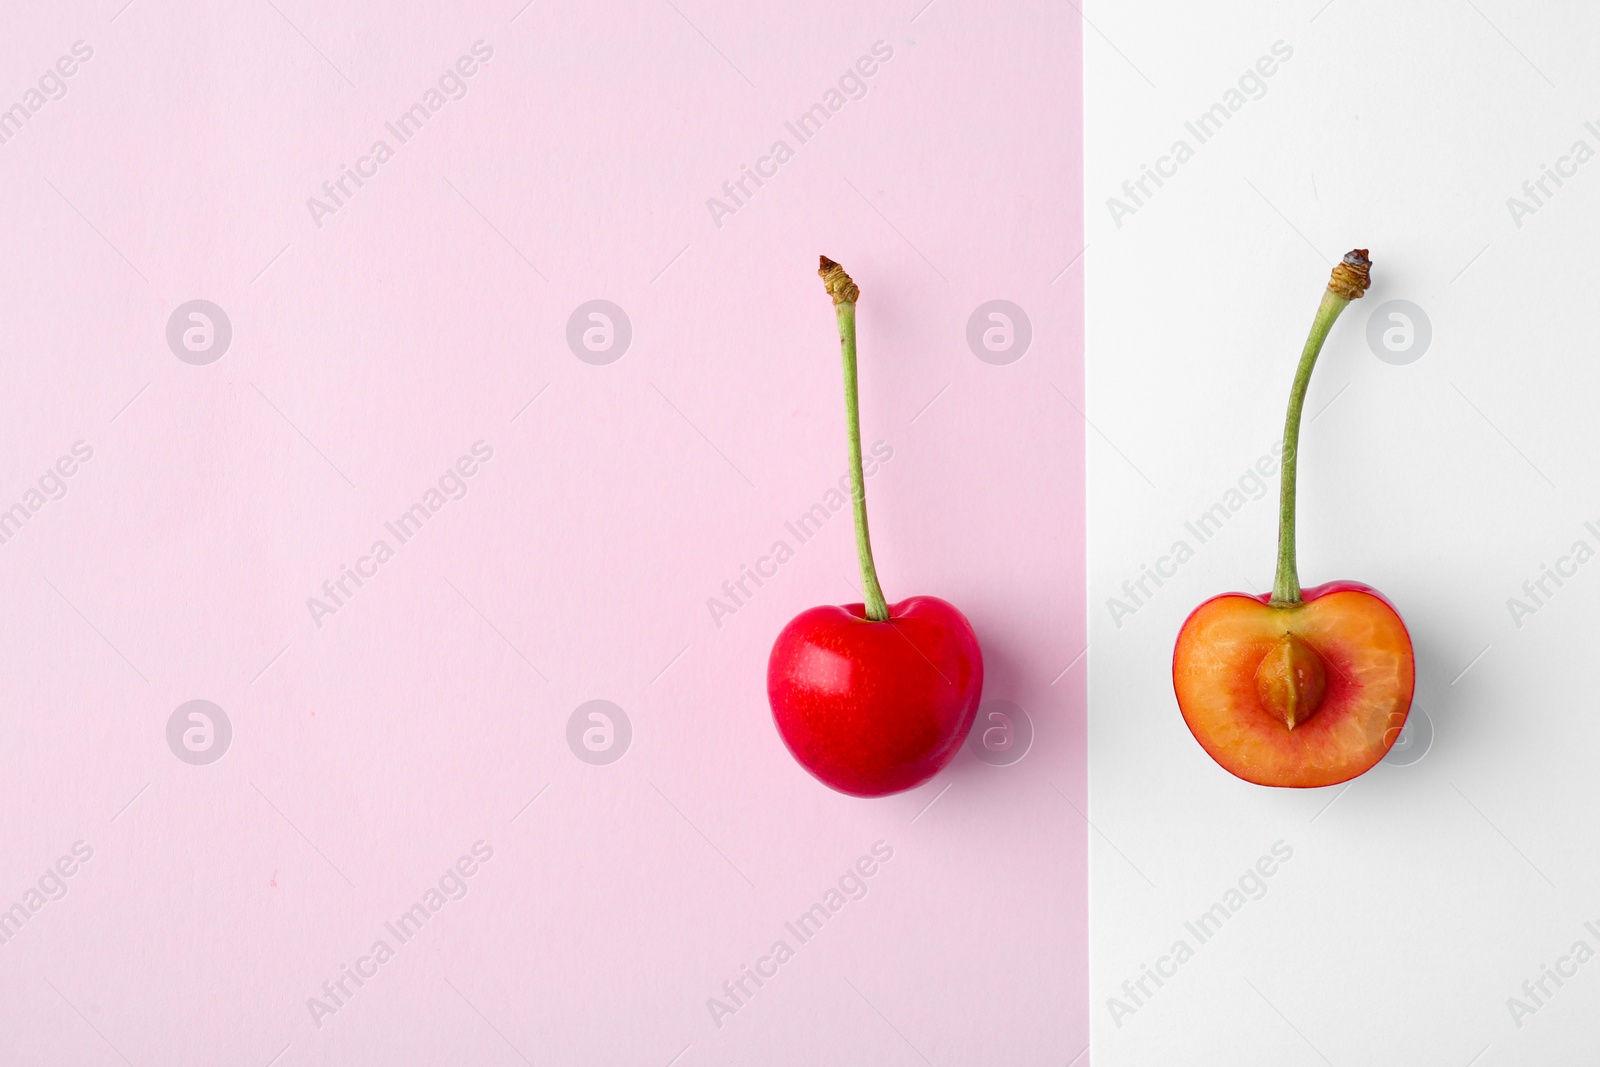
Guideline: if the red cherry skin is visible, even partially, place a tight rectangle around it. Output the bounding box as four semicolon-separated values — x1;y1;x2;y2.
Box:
767;595;984;797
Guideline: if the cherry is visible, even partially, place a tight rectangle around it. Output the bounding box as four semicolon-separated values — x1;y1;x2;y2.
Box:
1172;251;1415;788
767;258;984;797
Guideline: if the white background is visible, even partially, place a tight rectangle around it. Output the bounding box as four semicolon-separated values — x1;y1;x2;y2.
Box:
1088;1;1600;1063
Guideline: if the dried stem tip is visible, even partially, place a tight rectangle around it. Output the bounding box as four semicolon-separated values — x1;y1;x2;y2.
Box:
1326;249;1372;301
818;256;859;305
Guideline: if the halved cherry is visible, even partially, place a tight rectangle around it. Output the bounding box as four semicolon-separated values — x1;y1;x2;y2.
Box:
1174;581;1413;788
1172;251;1416;788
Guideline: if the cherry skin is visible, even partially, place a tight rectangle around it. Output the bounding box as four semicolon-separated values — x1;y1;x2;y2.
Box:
768;595;983;797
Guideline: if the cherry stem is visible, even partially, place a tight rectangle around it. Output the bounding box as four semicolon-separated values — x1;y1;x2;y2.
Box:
1271;250;1372;606
820;257;890;622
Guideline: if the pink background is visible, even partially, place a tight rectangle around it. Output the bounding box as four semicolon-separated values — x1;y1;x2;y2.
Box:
0;1;1084;1064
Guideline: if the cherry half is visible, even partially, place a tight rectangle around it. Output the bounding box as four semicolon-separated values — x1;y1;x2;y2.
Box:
1172;251;1415;788
767;258;984;797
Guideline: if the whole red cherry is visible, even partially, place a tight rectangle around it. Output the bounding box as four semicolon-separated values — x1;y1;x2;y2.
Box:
767;259;984;797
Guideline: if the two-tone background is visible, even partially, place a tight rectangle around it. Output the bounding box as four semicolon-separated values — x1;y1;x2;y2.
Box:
0;1;1083;1064
18;0;1589;1062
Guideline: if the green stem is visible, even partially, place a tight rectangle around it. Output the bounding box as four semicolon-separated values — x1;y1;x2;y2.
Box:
1271;252;1371;604
822;259;890;621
